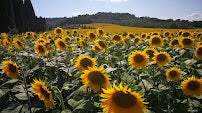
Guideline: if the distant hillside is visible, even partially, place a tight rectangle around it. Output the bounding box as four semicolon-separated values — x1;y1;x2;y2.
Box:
46;12;202;30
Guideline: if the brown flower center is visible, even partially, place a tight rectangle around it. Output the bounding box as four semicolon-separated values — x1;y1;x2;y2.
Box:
9;64;17;73
59;41;65;47
182;32;190;37
182;39;192;45
165;32;170;37
152;37;161;44
134;54;144;63
98;41;106;48
66;31;70;34
197;47;202;55
80;58;93;69
99;30;104;35
169;70;177;77
40;86;50;99
171;39;179;46
88;71;105;85
122;33;127;37
56;29;61;34
113;91;137;108
157;54;166;62
90;33;96;39
113;35;121;41
129;34;135;39
95;46;101;51
146;50;155;58
17;41;22;46
142;34;146;38
38;45;45;52
134;38;140;43
187;81;200;90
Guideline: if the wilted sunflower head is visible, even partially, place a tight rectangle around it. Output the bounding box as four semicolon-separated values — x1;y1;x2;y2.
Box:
153;52;171;67
1;60;20;79
80;66;111;92
54;27;64;35
166;67;182;81
169;38;180;48
143;48;158;62
55;38;67;52
179;37;195;48
133;37;141;45
195;45;202;59
31;78;55;110
181;76;202;97
128;51;149;69
149;36;164;48
111;34;122;44
75;55;97;71
95;40;108;50
100;82;149;113
34;42;47;56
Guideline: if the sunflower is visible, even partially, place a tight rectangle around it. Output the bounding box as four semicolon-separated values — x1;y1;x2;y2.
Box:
55;38;67;52
36;38;46;44
54;27;64;35
32;33;38;39
1;60;20;79
111;34;122;44
63;36;71;44
197;42;202;47
169;38;180;48
163;31;171;37
79;39;87;49
8;46;15;54
72;30;78;36
3;39;10;47
128;51;149;69
179;37;195;48
166;67;182;81
181;76;202;97
44;41;55;52
92;45;102;53
147;35;151;39
87;32;97;42
195;45;202;59
31;78;55;109
128;33;135;39
123;38;130;47
153;52;171;67
143;48;158;62
100;82;149;113
46;35;52;40
97;29;105;36
141;33;147;39
26;32;32;37
80;66;111;92
133;37;141;45
13;38;24;50
95;40;108;50
152;32;160;36
0;39;3;46
75;37;81;44
122;32;128;38
149;36;164;48
65;30;70;35
182;31;192;37
75;55;97;71
34;43;47;56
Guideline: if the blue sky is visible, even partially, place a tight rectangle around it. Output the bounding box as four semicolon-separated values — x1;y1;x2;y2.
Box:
31;0;202;21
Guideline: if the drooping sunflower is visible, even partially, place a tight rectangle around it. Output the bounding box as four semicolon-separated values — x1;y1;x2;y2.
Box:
179;37;195;48
80;66;111;92
100;82;149;113
55;38;67;52
54;27;64;35
31;78;55;109
195;45;202;59
34;43;47;56
79;39;87;49
169;38;180;48
133;37;141;45
75;55;97;71
181;76;202;97
97;29;105;36
87;32;97;42
149;36;164;48
182;31;192;37
166;67;182;81
92;45;103;53
44;41;55;52
153;52;171;67
13;38;24;50
143;48;158;62
128;51;149;69
128;33;135;39
111;34;122;44
1;60;20;79
95;40;108;50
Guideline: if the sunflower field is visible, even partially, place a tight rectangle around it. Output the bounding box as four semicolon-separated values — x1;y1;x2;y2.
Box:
0;23;202;113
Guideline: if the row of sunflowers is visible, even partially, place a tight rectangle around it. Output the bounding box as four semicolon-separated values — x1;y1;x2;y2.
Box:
0;25;202;113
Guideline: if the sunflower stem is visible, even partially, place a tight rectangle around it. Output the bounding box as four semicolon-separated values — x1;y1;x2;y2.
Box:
22;72;32;113
52;86;65;111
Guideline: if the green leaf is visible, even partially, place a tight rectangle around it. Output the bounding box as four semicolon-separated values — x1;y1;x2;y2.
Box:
142;68;147;74
184;59;197;66
15;93;28;100
180;62;186;67
0;79;18;86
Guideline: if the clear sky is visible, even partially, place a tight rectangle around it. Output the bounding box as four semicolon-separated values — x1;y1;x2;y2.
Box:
31;0;202;21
